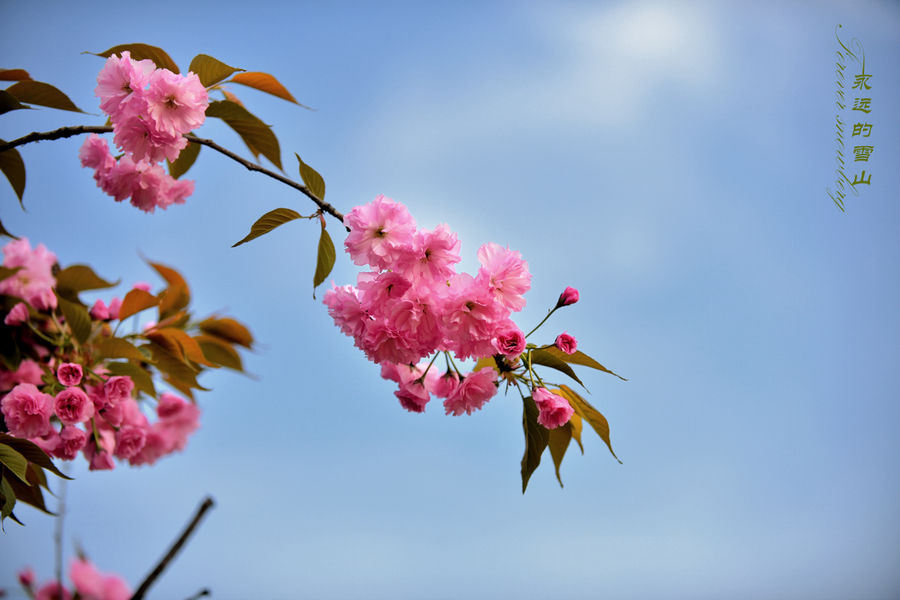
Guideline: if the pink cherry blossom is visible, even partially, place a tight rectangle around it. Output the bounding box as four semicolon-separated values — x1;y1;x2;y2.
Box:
555;331;577;355
114;425;147;459
104;376;134;406
532;387;574;429
94;51;155;120
18;567;35;587
475;242;532;312
432;370;460;399
0;359;45;393
492;321;526;357
54;387;95;425
156;393;200;452
52;426;88;460
90;299;110;320
557;286;579;307
57;363;83;386
394;224;461;284
1;383;53;438
343;195;417;270
443;367;498;416
145;69;209;137
35;581;72;600
395;379;431;413
4;301;29;326
0;238;58;311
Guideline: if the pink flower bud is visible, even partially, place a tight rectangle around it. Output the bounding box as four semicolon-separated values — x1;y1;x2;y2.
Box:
555;331;577;355
17;567;35;587
556;286;579;308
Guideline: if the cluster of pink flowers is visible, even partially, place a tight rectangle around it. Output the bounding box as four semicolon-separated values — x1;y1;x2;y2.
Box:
1;239;200;470
79;51;208;213
17;557;130;600
325;195;539;417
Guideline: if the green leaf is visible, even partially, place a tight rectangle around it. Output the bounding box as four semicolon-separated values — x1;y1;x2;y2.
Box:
548;422;573;488
55;265;117;300
1;470;17;527
313;226;336;296
529;348;585;388
188;54;244;88
55;294;92;345
0;445;29;484
556;385;621;463
232;207;301;247
521;395;550;493
0;434;71;480
5;81;85;113
206;100;282;170
0;90;31;115
106;362;156;398
540;346;627;381
0;217;18;240
97;337;150;362
0;69;31;81
167;136;200;179
118;288;159;321
6;465;53;515
295;153;325;199
198;317;253;348
230;72;309;106
93;44;180;74
0;141;26;205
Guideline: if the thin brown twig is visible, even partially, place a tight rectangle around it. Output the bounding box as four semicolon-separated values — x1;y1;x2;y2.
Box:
0;127;346;226
129;496;215;600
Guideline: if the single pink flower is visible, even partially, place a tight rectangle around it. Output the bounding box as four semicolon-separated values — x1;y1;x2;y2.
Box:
556;286;579;308
0;238;58;311
107;297;122;320
54;387;95;426
70;558;103;600
1;383;53;438
94;51;155;120
343;195;417;270
443;367;498;416
57;363;83;387
52;426;88;460
113;425;147;459
395;379;430;413
555;331;577;355
492;321;526;357
4;301;29;326
104;376;134;406
532;387;574;429
475;242;532;312
0;359;45;393
90;299;110;320
145;69;208;137
156;393;200;452
35;581;72;600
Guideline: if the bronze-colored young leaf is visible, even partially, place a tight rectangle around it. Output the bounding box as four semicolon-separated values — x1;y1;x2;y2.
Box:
0;69;31;81
0;266;22;282
5;81;85;113
156;280;190;320
0;434;71;480
206;100;282;170
196;335;243;371
168;136;200;179
149;261;188;292
0;141;26;205
55;265;118;298
0;217;18;240
149;344;207;394
521;395;550;493
188;54;244;88
55;294;92;345
232;207;301;247
313;226;335;296
230;72;309;106
118;288;159;321
147;327;215;368
0;89;32;115
97;337;150;362
106;362;156;398
93;44;180;74
541;346;627;381
569;412;584;454
295;153;325;199
0;445;29;484
198;317;253;348
556;385;621;463
529;348;585;388
548;422;573;488
0;470;17;526
5;466;53;515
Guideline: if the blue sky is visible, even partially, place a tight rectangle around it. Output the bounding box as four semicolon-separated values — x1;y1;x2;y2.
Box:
2;2;899;599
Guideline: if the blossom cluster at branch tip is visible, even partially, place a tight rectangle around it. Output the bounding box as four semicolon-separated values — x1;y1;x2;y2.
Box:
325;195;533;415
79;51;208;213
0;238;201;471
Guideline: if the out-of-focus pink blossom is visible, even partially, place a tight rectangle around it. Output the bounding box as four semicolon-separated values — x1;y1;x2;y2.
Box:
4;302;30;326
0;359;44;393
555;331;577;355
54;387;94;426
107;297;122;320
532;387;574;429
1;383;53;438
156;393;200;452
17;567;35;587
104;376;134;406
34;581;72;600
57;363;83;387
556;286;579;308
0;238;58;311
113;426;147;459
52;426;88;460
132;281;152;292
90;299;110;320
443;367;498;416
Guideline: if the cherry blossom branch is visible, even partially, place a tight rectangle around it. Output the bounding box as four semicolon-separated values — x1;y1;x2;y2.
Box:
129;496;215;600
0;127;346;225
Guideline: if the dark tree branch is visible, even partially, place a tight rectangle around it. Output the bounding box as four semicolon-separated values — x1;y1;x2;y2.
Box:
0;127;347;226
129;496;215;600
